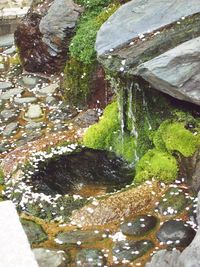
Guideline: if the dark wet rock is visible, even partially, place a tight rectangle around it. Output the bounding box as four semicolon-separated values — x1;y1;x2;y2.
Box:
112;240;153;262
157;188;189;216
191;150;200;192
96;0;200;74
0;109;17;122
157;220;196;247
76;249;105;267
137;37;200;106
74;109;99;128
3;122;18;136
120;215;158;236
33;248;70;267
21;219;48;245
14;97;37;105
56;230;106;245
145;249;180;267
0;81;13;91
15;0;83;74
25;104;43;119
0;88;23;100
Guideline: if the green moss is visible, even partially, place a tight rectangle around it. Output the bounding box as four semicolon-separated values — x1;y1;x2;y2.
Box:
154;121;200;157
135;149;178;184
83;101;136;162
69;3;120;64
63;58;94;106
0;169;4;186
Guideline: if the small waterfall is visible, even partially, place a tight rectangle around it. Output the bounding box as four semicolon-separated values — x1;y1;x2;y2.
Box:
142;89;152;130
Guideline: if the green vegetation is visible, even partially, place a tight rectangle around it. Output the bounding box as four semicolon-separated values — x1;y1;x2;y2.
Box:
135;149;178;184
69;3;120;64
83;101;136;162
0;169;4;185
63;58;94;106
153;121;200;157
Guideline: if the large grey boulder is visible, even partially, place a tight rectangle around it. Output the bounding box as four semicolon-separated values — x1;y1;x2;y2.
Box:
136;37;200;106
145;249;180;267
96;0;200;73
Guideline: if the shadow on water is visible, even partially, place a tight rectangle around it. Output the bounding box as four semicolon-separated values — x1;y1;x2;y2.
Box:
30;148;134;198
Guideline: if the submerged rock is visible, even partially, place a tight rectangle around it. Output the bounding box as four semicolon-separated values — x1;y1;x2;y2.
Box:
56;230;106;245
157;220;196;247
15;0;83;74
76;249;105;267
137;37;200;106
21;219;48;245
112;240;153;262
33;248;70;267
120;215;158;236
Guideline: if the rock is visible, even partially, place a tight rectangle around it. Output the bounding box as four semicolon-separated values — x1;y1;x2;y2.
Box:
15;0;83;74
96;0;200;74
156;188;189;216
0;88;23;100
56;230;107;245
0;34;14;48
0;201;38;267
112;240;153;262
145;249;180;267
120;215;158;236
76;249;105;267
74;109;99;128
14;97;37;105
33;248;70;267
45;96;57;104
3;122;18;136
0;81;13;91
37;83;58;96
21;219;48;245
137;37;200;106
157;220;196;247
3;46;16;55
25;104;43;119
25;121;43;130
0;109;17;122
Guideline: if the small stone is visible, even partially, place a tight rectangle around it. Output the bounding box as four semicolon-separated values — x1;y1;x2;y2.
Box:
120;215;158;236
21;219;48;245
157;220;196;247
0;81;13;91
56;230;106;245
0;109;17;122
0;88;24;100
76;249;105;267
14;97;37;105
25;121;43;130
112;240;153;262
38;83;58;96
25;104;43;119
3;122;18;136
33;248;70;267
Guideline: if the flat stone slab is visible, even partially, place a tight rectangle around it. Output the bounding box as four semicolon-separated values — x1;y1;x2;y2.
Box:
0;88;23;100
0;34;14;48
0;81;13;91
37;83;58;96
0;201;38;267
137;37;200;106
14;97;37;104
96;0;200;55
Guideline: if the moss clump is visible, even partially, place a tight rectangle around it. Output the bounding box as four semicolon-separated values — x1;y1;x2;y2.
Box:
83;101;136;162
135;149;178;184
69;3;120;64
154;121;200;157
63;58;94;106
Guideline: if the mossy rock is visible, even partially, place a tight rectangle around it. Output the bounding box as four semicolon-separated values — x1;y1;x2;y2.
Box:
156;188;190;216
21;219;48;245
135;149;178;184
